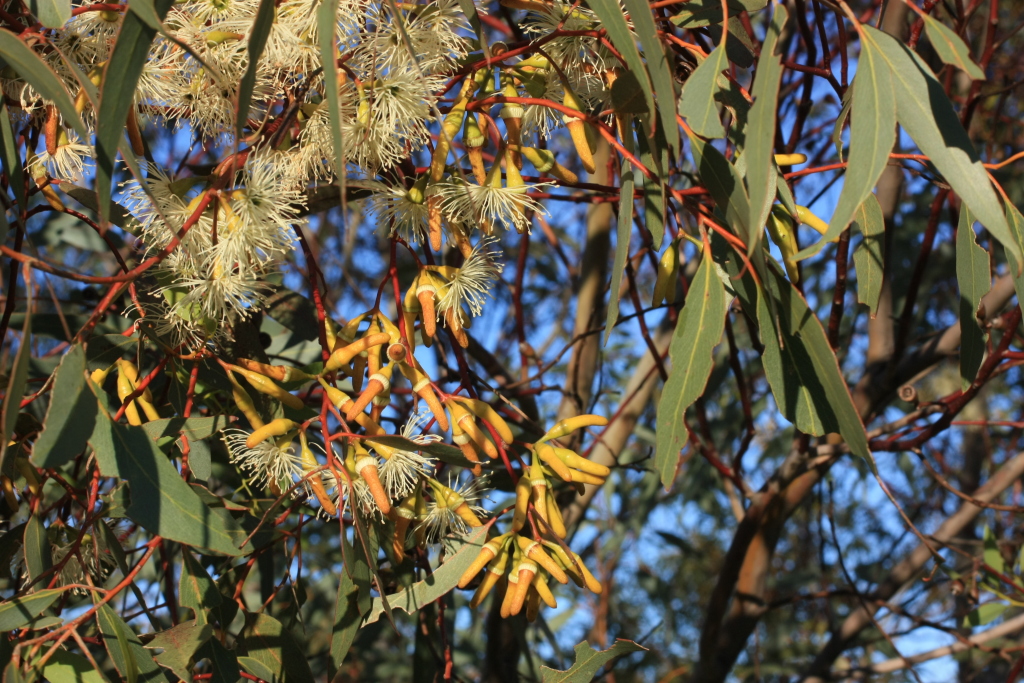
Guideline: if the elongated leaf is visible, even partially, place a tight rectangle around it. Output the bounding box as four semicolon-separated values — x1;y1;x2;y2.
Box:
140;416;232;448
148;620;213;680
604;165;635;345
236;0;276;136
58;183;143;235
957;205;991;390
655;248;727;487
678;45;728;139
26;0;70;29
0;31;86;138
0;589;62;631
23;513;51;589
922;14;985;80
757;263;871;461
797;32;894;260
671;0;768;27
239;611;315;683
833;86;852;162
622;0;679;154
1005;202;1024;303
964;601;1007;627
0;103;25;214
32;345;96;468
868;26;1021;270
688;132;751;241
540;640;647;683
363;524;488;624
1;311;31;472
88;399;251;556
318;0;347;211
329;558;361;678
587;0;656;136
851;194;885;315
745;5;788;242
179;550;221;624
96;0;173;223
96;604;169;683
41;649;108;683
194;639;240;683
636;123;667;249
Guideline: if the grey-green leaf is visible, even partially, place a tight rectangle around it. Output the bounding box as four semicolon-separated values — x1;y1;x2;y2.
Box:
0;103;25;214
956;204;991;390
922;14;985;80
179;550;222;624
655;248;727;487
317;0;348;212
23;513;51;589
96;603;170;683
850;194;885;316
41;649;108;683
0;589;63;631
236;0;276;136
239;611;315;683
329;559;361;678
688;132;751;242
604;171;635;345
797;32;894;260
1;310;31;472
148;620;214;680
678;45;728;139
540;640;647;683
32;345;97;468
622;0;679;154
587;0;656;137
0;30;87;138
26;0;70;29
868;26;1021;270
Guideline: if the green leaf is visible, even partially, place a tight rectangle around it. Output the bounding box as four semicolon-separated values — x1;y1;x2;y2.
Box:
236;0;276;137
179;550;222;624
622;0;679;155
757;263;871;461
655;248;728;487
636;123;667;249
796;32;894;260
26;0;70;29
0;589;63;631
32;345;97;469
678;45;728;139
328;560;361;678
868;26;1021;270
983;525;1005;575
922;14;985;80
688;132;751;242
96;603;170;683
1;310;31;473
671;0;768;28
58;183;144;235
956;204;991;390
317;0;348;213
1005;201;1024;304
0;31;86;138
745;4;788;246
604;160;635;345
140;416;232;450
850;194;885;316
610;72;648;115
41;649;108;683
239;611;315;683
238;656;277;683
587;0;656;140
95;0;173;223
832;86;852;162
964;602;1008;628
0;103;25;214
194;639;240;683
363;524;488;624
148;620;214;680
23;513;52;589
540;640;647;683
88;399;251;556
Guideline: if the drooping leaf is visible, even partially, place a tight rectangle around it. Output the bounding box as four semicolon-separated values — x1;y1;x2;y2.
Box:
921;14;985;80
96;603;170;683
610;71;649;115
95;0;174;223
236;0;277;136
32;345;97;469
868;26;1021;270
179;550;222;624
797;32;894;260
1;310;31;472
745;5;788;242
194;638;241;683
850;194;885;316
23;513;52;590
88;399;251;556
239;611;315;683
964;601;1008;628
622;0;679;155
0;589;63;631
832;86;852;162
0;30;87;138
148;620;214;680
678;45;728;139
956;204;991;390
363;524;488;624
757;263;871;461
604;157;636;345
655;247;728;488
671;0;768;28
1005;201;1024;303
329;558;361;678
317;0;348;212
636;123;667;249
540;640;647;683
140;416;233;451
0;103;25;214
41;649;108;683
26;0;70;29
688;132;751;242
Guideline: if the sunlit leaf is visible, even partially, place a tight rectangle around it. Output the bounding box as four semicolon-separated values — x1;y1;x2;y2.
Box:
236;0;277;137
678;45;728;139
540;640;647;683
922;14;985;80
850;194;885;316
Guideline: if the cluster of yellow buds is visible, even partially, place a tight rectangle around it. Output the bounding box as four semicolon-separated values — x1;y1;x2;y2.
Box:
89;359;161;426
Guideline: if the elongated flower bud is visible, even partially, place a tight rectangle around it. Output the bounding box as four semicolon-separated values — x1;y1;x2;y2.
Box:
509;560;537;615
652;241;680;306
459;534;510;588
767;207;800;283
229;366;304;410
355;450;391;514
246;419;297;449
540;414;608;443
532;571;557;608
511;475;531;533
391;495;418;562
519;146;578;184
774;153;807;166
545;488;567;538
237;358;315;384
517;536;568;584
451;397;513;445
561;86;595;174
400;363;450;431
535;443;573;482
500;79;524;169
324;333;390;374
551;447;611;477
471;556;509;608
300;433;336;516
227;372;265;430
346;364;393;421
